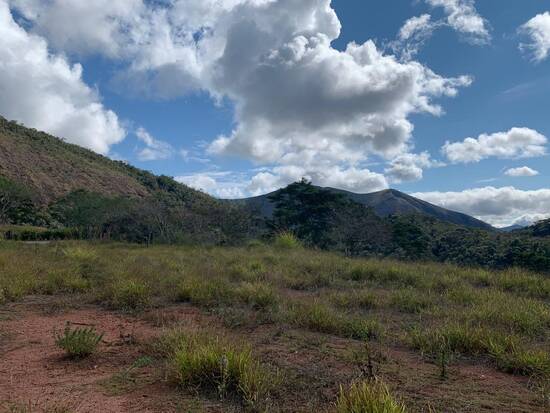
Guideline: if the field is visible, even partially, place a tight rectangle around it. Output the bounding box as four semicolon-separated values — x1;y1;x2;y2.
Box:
0;240;549;412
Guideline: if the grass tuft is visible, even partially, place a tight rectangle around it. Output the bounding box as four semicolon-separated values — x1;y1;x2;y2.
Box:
162;330;275;410
273;231;301;249
336;380;406;413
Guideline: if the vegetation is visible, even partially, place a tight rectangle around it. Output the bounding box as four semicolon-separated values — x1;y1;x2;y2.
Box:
159;330;275;410
54;322;104;358
336;381;406;413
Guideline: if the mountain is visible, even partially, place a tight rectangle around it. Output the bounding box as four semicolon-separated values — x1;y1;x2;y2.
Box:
499;224;525;233
235;187;494;231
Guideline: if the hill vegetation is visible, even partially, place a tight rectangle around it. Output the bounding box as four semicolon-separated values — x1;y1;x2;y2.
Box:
0;116;253;244
2;117;550;273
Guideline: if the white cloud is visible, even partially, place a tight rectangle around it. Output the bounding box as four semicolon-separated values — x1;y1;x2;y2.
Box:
425;0;490;44
385;152;444;183
8;0;473;193
504;166;539;177
519;12;550;63
413;186;550;227
175;171;247;198
0;0;125;154
135;127;174;161
393;14;442;60
442;128;547;163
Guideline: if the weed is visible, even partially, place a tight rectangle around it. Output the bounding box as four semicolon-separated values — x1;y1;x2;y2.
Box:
54;322;103;358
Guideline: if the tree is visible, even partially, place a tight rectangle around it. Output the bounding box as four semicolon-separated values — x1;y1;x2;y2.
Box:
0;177;42;225
268;179;350;248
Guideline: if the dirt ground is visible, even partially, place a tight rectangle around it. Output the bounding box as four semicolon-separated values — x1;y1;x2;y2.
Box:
0;297;546;413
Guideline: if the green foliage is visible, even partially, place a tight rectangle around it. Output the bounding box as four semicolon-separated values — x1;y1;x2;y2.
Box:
0;177;45;226
268;179;349;248
54;322;103;358
336;380;406;413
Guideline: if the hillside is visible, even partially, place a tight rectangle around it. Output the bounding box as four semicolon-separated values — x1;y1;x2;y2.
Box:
235;187;494;230
0;116;213;205
0;116;251;244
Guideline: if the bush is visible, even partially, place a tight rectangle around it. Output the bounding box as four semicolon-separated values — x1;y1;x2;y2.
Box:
54;322;103;358
165;331;275;409
108;279;151;311
336;380;406;413
273;231;301;249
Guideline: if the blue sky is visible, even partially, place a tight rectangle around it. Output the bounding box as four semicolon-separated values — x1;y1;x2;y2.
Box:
1;0;550;226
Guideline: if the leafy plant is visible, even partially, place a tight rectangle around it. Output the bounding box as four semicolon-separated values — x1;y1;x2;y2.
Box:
54;322;103;358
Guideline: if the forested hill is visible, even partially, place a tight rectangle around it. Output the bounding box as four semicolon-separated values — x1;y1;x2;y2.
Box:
0;116;251;244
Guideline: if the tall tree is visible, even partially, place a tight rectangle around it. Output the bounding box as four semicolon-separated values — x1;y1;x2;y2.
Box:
268;179;349;248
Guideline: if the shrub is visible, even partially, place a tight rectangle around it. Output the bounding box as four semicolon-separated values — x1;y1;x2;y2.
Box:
274;231;301;249
54;322;103;358
108;279;151;311
165;331;275;409
336;380;406;413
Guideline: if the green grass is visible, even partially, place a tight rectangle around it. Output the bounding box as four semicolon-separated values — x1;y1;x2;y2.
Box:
336;380;406;413
159;330;275;410
0;240;548;385
288;301;382;340
106;279;151;311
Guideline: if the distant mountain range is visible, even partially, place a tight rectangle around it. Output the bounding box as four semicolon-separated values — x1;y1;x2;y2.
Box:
232;187;495;231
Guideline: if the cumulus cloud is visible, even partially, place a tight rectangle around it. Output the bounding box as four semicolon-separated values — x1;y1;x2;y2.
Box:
385;152;444;183
425;0;490;44
135;127;174;161
519;12;550;63
6;0;474;193
413;186;550;227
504;166;539;177
442;128;547;163
0;0;125;154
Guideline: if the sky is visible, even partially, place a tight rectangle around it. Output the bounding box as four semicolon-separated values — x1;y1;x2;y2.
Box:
1;0;550;227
